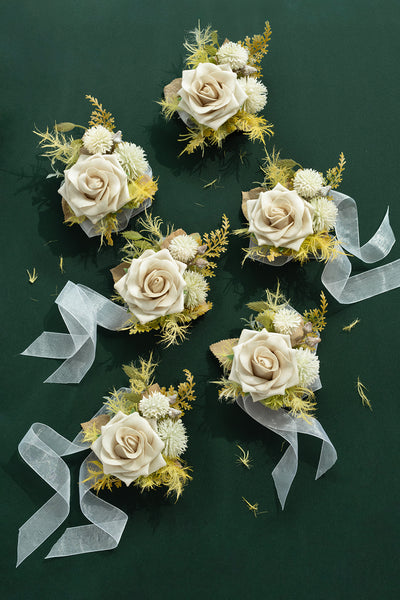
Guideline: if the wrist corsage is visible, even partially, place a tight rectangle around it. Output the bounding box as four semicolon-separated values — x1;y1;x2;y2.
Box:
35;95;158;245
236;150;400;304
210;286;337;508
111;213;230;345
160;22;273;155
236;150;345;265
17;357;195;564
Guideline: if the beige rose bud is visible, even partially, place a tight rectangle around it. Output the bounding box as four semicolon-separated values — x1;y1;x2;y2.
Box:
58;153;130;224
91;411;166;486
114;248;187;324
229;328;299;402
247;183;314;251
178;63;248;130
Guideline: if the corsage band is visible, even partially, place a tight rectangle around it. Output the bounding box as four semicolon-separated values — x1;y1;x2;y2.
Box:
17;358;195;564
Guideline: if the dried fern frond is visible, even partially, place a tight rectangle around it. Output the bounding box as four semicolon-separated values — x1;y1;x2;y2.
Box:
172;369;196;412
240;21;272;74
261;148;300;189
232;110;274;143
303;291;328;333
137;212;165;241
158;95;181;120
34;127;82;168
104;387;140;415
127;176;158;208
325;152;346;189
178;124;210;156
201;214;230;260
289;232;341;265
135;457;192;500
214;377;243;402
160;317;191;347
81;422;101;444
184;22;219;68
357;377;372;410
82;460;122;493
123;354;158;395
85;94;115;131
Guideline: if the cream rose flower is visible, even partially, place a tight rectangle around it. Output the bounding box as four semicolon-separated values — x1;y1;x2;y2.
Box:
178;62;247;130
114;248;187;324
229;329;299;402
91;411;166;486
246;183;314;251
58;153;130;225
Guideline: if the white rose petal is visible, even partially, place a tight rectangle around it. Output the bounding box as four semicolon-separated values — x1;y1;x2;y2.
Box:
91;411;166;486
247;183;314;251
178;62;248;130
58;153;130;224
229;328;299;402
114;248;187;324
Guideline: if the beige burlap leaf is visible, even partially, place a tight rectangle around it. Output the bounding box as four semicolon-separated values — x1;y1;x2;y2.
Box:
110;262;130;284
164;78;182;101
241;187;265;219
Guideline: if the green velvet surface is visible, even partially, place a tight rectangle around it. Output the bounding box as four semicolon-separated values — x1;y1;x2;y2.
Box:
1;0;399;598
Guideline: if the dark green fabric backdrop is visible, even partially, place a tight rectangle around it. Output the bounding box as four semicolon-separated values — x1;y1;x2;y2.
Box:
1;1;399;598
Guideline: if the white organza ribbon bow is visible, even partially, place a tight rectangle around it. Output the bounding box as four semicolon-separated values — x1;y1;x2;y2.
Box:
21;281;129;384
17;404;128;566
322;191;400;303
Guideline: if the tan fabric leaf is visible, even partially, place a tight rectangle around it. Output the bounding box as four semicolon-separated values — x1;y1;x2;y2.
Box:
110;262;130;284
81;414;110;432
209;338;239;360
160;228;187;249
241;187;265;220
164;78;183;101
61;198;74;220
141;383;161;398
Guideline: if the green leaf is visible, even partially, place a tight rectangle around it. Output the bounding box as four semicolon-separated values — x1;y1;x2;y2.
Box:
55;122;79;132
122;231;144;240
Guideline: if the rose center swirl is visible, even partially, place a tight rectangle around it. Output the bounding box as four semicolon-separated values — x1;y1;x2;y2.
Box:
114;428;143;458
251;346;279;380
143;269;171;297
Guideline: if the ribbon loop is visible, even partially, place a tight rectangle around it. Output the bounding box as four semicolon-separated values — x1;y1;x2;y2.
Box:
21;282;129;384
236;396;337;509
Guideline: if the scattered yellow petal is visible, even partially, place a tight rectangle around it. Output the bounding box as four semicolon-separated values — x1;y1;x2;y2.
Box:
357;377;372;410
27;268;38;284
343;318;360;332
203;178;218;189
242;497;268;518
59;256;64;273
236;445;252;469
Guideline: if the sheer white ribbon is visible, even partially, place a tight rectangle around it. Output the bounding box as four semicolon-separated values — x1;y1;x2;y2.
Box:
21;282;129;384
17;402;129;565
80;197;152;238
322;191;400;303
250;191;400;303
236;395;337;509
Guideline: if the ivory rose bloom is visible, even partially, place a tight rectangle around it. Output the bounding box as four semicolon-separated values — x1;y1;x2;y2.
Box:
91;411;166;486
114;248;187;324
229;329;299;402
247;183;314;251
178;63;247;130
58;153;130;224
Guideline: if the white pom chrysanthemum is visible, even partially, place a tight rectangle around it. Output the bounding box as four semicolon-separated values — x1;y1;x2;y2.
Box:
309;196;338;233
115;141;149;181
293;169;324;199
216;41;249;70
273;307;302;335
183;271;208;309
294;348;320;387
139;391;171;419
238;77;268;113
82;125;114;154
169;234;199;263
158;418;188;457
